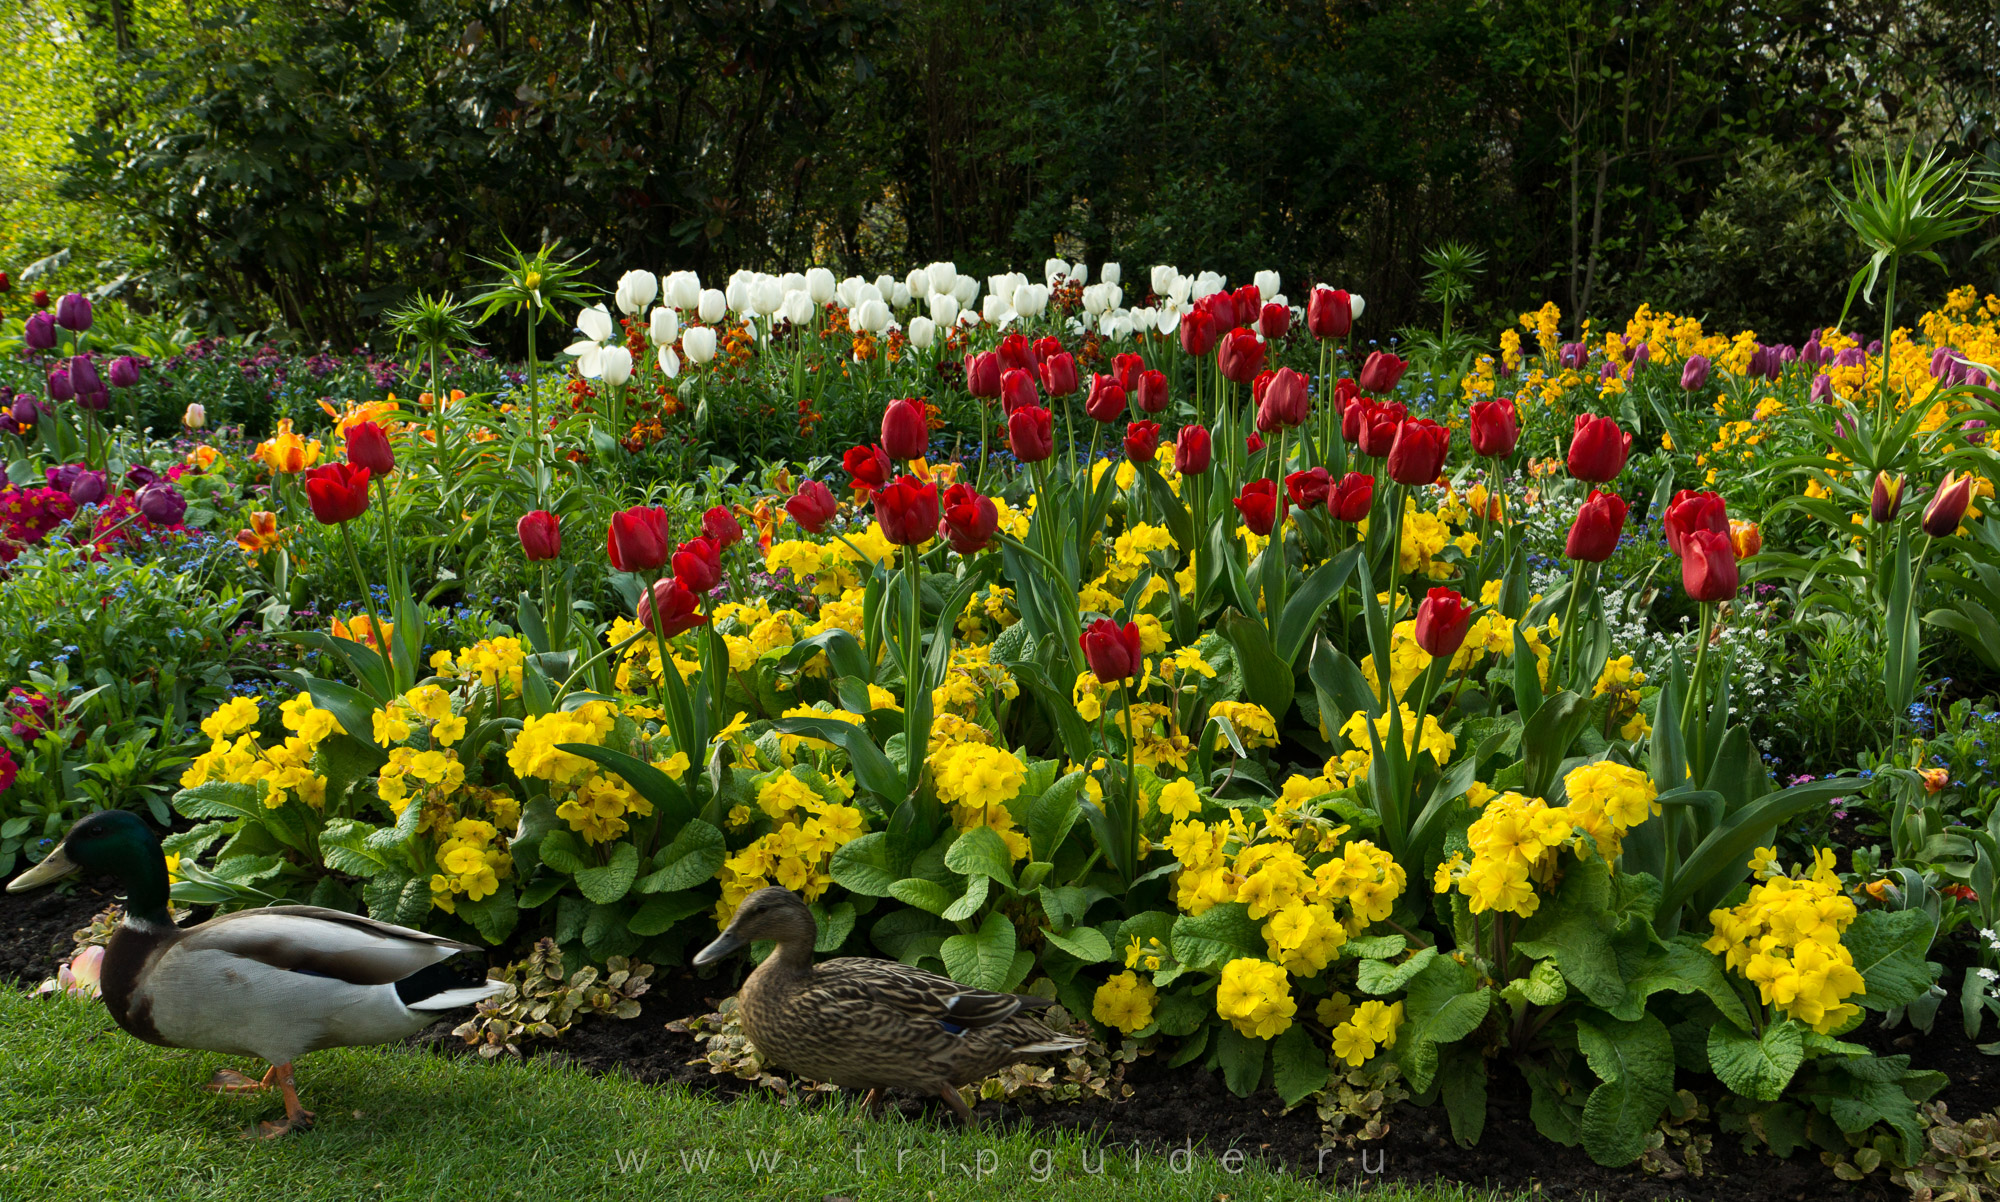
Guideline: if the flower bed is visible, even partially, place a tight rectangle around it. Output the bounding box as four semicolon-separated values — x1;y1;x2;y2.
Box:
7;236;2000;1194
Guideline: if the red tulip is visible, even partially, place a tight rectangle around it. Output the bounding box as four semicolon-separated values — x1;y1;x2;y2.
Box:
1009;405;1055;463
964;352;1002;398
1175;425;1212;475
1085;373;1127;423
1199;291;1237;328
1357;351;1408;394
1217;327;1266;386
1134;368;1169;415
702;505;743;549
1039;351;1079;398
1256;367;1311;432
882;397;929;460
1386;419;1450;486
638;577;709;637
1112;352;1145;393
1467;399;1519;459
517;510;561;560
1414;588;1474;658
1234;478;1280;536
1330;472;1374;522
1285;467;1331;510
1000;367;1039;414
1661;490;1728;556
1564;490;1627;562
1258;302;1291;340
1178;307;1219;357
938;483;999;554
607;505;672;572
1924;471;1974;537
1307;287;1354;339
843;444;893;491
1079;618;1144;682
1681;528;1739;602
1245;433;1266;455
345;421;394;477
672;536;723;593
1124;420;1161;464
1566;414;1631;482
1232;285;1262;323
1032;336;1064;366
876;475;940;546
303;463;371;524
1354;399;1406;458
996;333;1036;374
786;480;838;533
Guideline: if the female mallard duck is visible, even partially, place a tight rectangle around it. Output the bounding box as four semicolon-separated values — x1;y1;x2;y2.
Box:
693;886;1083;1124
8;810;503;1137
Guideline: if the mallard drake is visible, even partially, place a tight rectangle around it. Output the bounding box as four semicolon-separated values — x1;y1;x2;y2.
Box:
693;886;1084;1124
8;811;503;1137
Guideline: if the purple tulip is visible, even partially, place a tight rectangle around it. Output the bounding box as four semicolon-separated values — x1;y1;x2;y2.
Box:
1599;361;1619;380
1970;369;1991;390
1630;342;1651;366
1834;347;1867;368
1811;374;1834;403
1558;342;1588;369
108;356;140;389
1930;346;1960;379
1868;339;1883;354
54;293;91;333
1680;355;1711;391
45;464;83;492
11;396;37;425
137;483;186;525
68;471;107;506
46;367;74;402
1966;420;1988;447
70;356;102;395
0;413;19;436
1777;346;1798;365
125;464;159;489
24;312;56;351
1802;335;1825;365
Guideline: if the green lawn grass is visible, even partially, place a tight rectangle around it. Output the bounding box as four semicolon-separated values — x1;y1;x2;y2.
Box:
0;987;1507;1202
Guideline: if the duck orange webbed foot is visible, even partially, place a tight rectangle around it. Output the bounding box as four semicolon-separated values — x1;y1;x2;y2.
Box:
236;1063;316;1139
204;1067;278;1095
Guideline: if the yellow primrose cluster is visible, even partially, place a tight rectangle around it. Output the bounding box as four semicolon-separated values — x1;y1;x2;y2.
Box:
504;702;669;845
1216;957;1296;1039
935;643;1020;715
432;637;527;695
1432;761;1659;916
1329;998;1406;1067
1209;700;1278;749
764;523;898;596
715;768;867;924
955;585;1019;642
181;694;342;809
1593;655;1650;740
1092;969;1160;1035
1358;581;1552;703
929;741;1031;858
1704;848;1865;1034
429;817;510;911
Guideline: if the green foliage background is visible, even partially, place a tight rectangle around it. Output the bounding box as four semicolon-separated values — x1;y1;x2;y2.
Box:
6;0;1999;344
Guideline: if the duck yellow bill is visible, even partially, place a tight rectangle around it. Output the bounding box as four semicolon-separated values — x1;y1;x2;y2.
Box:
7;844;78;892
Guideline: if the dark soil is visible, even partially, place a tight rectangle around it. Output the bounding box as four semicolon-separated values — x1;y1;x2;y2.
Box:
6;874;1991;1202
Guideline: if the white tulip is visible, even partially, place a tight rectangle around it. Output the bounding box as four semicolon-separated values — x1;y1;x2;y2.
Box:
1157;306;1183;335
1074;263;1091;285
1013;282;1048;318
779;271;806;297
783;290;814;327
1044;258;1069;287
1082;283;1109;315
904;269;930;300
950;276;978;308
908;316;936;350
987;272;1018;302
982;294;1013;325
1101;262;1121;286
1150;265;1177;296
874;274;897;301
682;326;718;365
656;346;681;378
725;274;751;314
697;289;726;324
183;402;206;430
849;297;890;333
614;270;659;316
665;271;701;310
1193;271;1226;298
806;267;836;304
648;306;679;347
835;277;861;308
596;345;634;386
929;293;959;327
1350;294;1366;321
750;276;782;316
1101;310;1131;340
891;282;913;309
1254;270;1281;298
1168;274;1192;304
565;304;616;375
925;261;957;296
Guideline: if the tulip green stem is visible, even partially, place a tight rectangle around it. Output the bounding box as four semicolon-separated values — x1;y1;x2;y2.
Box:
1557;559;1588;689
1680;602;1717;787
337;520;389;672
1120;681;1140;884
902;543;923;780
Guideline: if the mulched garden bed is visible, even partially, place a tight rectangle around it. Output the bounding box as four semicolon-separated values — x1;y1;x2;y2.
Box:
3;874;1986;1202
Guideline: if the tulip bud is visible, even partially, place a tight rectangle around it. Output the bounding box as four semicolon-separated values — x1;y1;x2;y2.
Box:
908;316;936;350
1924;472;1973;537
1330;472;1374;522
1729;519;1762;561
1681;528;1739;602
597;345;634;386
1872;473;1905;523
875;475;940;546
1085;373;1127;424
1467;399;1519;458
345;421;395;477
703;505;744;549
46;366;74;402
881;397;929;460
14;396;40;425
964;352;1002;398
1386;418;1451;486
31;288;50;309
54;293;92;333
1357;350;1408;394
1039;352;1079;399
671;536;723;593
1565;490;1628;562
107;356;140;389
1307;286;1353;339
1078;618;1143;682
666;271;701;310
1008;405;1055;463
938;482;998;554
697;289;726;324
785;480;839;534
70;356;102;398
649;306;680;347
1217;328;1266;386
517;510;562;560
1123;420;1161;463
682;327;718;365
1178;308;1218;357
1258;302;1291;340
615;269;659;316
1354;399;1407;459
1233;478;1280;536
1566;414;1632;483
137;482;187;526
1414;588;1474;658
68;471;108;506
1174;425;1211;475
24;312;57;351
607;505;672;572
1662;489;1728;556
1680;355;1711;391
1000;367;1038;414
1255;368;1311;432
637;577;708;637
1285;466;1331;510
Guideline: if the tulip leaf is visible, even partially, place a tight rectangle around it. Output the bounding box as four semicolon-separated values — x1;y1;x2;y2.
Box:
1276;544;1360;665
557;743;695;829
771;716;905;805
1218;608;1294;722
1134;462;1192;552
1662;777;1859;920
777;629;873;683
1521;689;1591;799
